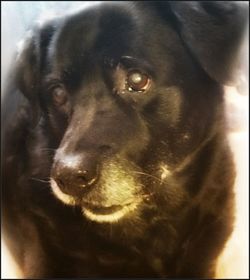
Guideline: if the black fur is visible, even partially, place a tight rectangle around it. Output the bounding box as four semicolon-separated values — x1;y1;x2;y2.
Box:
2;2;247;278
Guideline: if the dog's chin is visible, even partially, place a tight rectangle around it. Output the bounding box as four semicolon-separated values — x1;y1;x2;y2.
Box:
50;178;141;223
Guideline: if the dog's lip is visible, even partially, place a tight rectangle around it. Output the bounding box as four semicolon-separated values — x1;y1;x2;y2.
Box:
81;193;152;215
81;202;124;215
81;199;138;214
81;199;142;223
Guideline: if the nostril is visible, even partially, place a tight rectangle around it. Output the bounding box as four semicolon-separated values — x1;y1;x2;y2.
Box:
76;170;98;187
76;170;88;187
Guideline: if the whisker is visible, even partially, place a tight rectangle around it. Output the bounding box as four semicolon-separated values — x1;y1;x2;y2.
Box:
132;171;162;183
38;148;57;152
30;177;50;184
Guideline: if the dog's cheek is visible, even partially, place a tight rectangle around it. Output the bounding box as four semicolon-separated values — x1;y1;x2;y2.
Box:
19;123;53;180
47;109;70;144
144;83;221;167
140;86;190;164
125;132;150;163
141;86;183;128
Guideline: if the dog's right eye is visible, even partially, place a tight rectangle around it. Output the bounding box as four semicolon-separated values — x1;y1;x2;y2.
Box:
52;86;68;106
126;70;151;92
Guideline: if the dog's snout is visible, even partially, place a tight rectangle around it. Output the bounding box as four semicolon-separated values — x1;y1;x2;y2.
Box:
52;154;99;195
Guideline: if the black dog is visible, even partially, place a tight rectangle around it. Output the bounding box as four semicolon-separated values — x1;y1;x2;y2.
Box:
2;2;247;278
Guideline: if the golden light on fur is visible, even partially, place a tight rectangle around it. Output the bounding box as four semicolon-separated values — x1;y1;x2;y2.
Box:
160;164;171;181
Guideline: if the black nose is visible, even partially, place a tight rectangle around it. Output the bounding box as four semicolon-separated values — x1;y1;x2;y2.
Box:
52;154;99;196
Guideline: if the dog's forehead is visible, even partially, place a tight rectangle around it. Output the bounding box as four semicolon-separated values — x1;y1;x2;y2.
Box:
51;4;139;65
46;3;189;86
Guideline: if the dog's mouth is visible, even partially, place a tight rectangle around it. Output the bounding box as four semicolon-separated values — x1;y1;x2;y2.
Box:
82;202;123;214
50;178;142;223
81;200;140;223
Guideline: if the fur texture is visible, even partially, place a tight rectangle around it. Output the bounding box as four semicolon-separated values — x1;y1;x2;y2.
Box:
2;2;247;278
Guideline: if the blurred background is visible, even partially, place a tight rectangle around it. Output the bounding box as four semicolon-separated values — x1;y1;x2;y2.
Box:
1;1;249;278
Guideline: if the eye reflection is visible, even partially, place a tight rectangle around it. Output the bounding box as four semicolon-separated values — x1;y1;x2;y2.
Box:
126;70;151;92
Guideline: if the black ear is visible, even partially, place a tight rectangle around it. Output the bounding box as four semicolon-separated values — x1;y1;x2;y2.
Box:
14;20;58;125
15;32;40;102
168;1;248;85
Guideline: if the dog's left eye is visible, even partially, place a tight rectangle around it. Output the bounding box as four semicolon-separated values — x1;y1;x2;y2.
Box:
52;86;68;106
126;70;151;92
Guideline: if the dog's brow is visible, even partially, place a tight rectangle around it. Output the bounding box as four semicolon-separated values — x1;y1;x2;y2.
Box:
103;56;117;68
120;56;154;74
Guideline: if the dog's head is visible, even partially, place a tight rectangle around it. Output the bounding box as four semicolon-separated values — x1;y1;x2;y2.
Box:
15;2;247;223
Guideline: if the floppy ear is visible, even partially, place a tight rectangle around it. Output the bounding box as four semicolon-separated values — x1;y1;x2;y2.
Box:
168;1;248;85
15;32;40;103
14;21;57;126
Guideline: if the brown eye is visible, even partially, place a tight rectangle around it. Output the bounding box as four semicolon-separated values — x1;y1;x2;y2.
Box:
127;70;151;92
52;86;68;106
